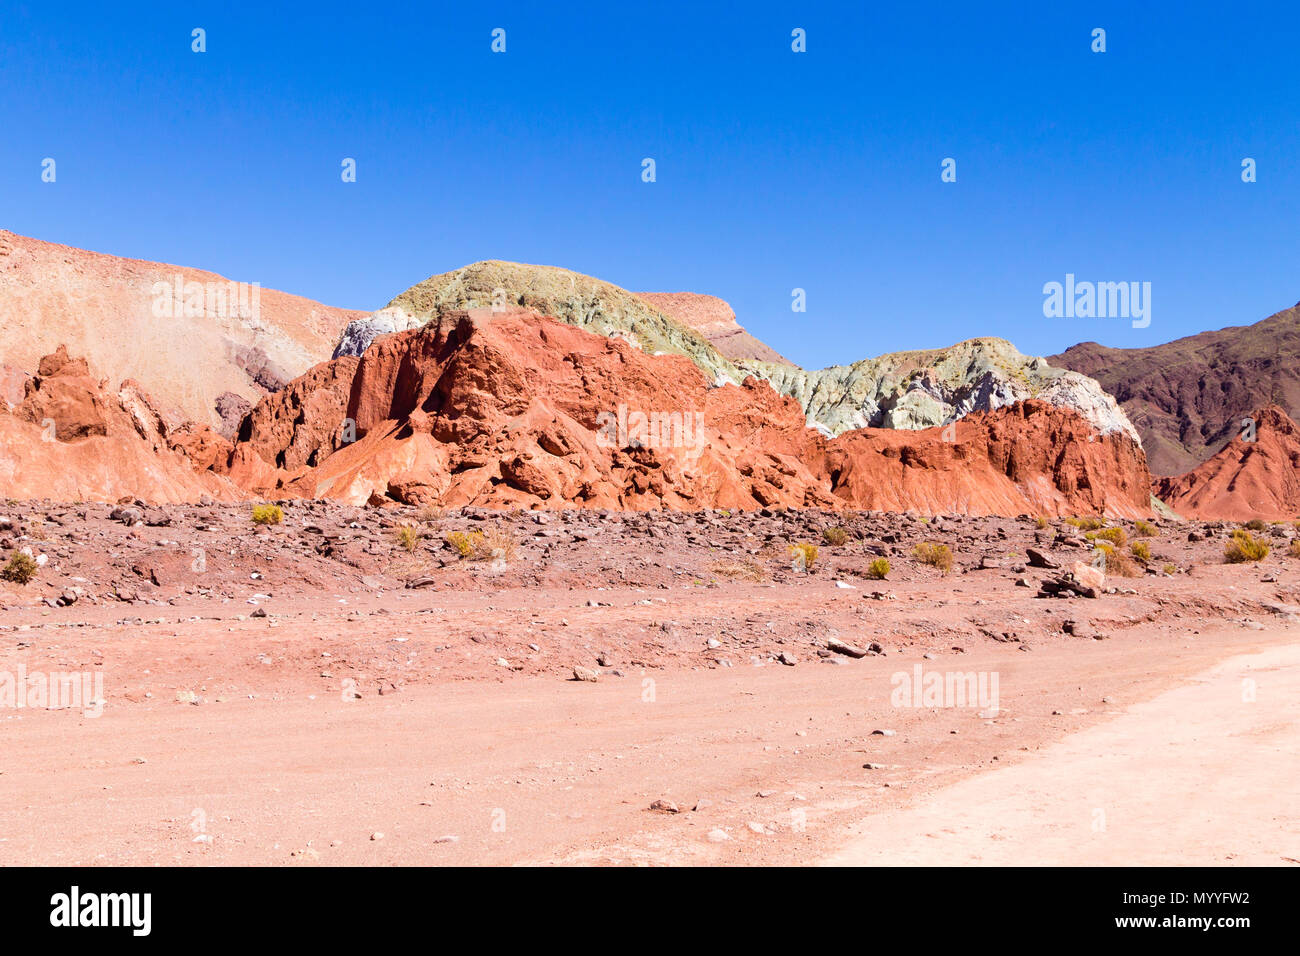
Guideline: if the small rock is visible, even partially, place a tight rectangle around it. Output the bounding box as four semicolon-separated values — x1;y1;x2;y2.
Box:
827;636;867;658
1026;548;1059;569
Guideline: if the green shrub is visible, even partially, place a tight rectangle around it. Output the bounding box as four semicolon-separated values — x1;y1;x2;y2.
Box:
1065;516;1105;531
866;557;890;579
1131;541;1151;564
1244;518;1267;532
252;503;283;526
0;552;38;585
822;526;849;546
1225;530;1269;563
396;524;419;553
1095;543;1140;577
913;542;953;573
446;530;483;558
1086;526;1127;547
1134;519;1158;537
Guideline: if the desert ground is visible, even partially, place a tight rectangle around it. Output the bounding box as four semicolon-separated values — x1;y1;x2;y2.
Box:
1;501;1296;865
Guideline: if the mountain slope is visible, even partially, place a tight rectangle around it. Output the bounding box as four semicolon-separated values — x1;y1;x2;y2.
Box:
225;307;1153;516
1050;303;1300;475
1154;405;1300;520
339;261;1138;442
633;292;794;365
0;346;239;503
374;260;741;385
741;338;1139;442
0;230;364;428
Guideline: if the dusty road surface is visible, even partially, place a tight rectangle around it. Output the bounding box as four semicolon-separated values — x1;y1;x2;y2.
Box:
824;641;1300;866
1;614;1295;865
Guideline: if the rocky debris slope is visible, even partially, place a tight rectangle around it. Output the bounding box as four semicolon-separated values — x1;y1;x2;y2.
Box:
221;308;1152;516
0;346;240;503
1154;405;1300;520
0;502;1281;670
742;337;1140;442
634;292;794;365
0;230;364;428
1051;302;1300;476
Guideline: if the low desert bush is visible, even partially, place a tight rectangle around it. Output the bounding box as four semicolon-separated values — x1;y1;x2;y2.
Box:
473;524;518;564
1225;529;1269;564
822;526;849;547
709;559;766;582
1243;518;1268;532
252;503;283;526
1162;563;1177;575
1131;540;1151;564
418;504;448;524
1086;526;1127;547
447;526;518;563
1134;519;1158;537
1094;543;1139;577
1290;539;1300;559
866;557;891;580
1035;516;1049;530
1065;516;1105;531
446;530;483;558
1;551;38;585
913;542;953;573
788;542;818;570
396;524;419;553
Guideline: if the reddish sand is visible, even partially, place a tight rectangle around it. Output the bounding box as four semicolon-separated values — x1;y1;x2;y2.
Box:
1;501;1297;865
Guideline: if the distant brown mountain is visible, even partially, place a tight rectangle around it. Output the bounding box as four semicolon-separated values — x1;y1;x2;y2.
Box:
1050;303;1300;476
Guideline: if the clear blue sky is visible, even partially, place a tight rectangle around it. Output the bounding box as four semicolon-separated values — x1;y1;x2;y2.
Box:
2;1;1297;369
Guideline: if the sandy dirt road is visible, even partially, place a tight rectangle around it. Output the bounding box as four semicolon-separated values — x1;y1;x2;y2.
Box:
1;620;1295;866
823;641;1300;866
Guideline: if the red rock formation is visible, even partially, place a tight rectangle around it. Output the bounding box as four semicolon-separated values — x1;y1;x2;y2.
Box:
825;401;1153;517
216;309;1153;516
0;346;240;503
1154;405;1300;520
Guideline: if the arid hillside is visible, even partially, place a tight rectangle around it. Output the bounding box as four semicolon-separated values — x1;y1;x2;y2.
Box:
0;230;364;428
1051;303;1300;476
